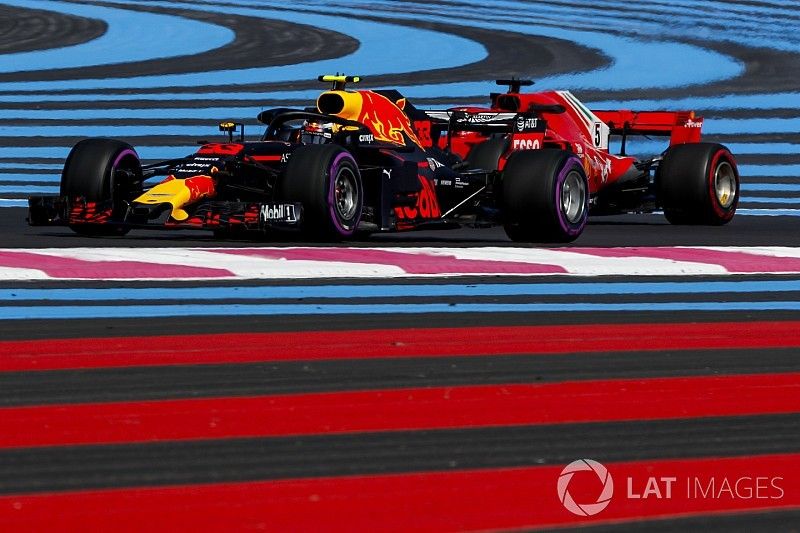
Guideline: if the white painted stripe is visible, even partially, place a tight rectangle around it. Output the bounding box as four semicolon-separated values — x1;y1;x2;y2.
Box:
402;247;728;276
0;266;48;280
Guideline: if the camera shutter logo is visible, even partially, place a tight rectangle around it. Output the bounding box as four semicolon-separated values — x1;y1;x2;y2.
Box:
557;459;614;516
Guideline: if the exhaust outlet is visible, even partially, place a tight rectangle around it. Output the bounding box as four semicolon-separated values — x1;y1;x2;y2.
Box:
316;90;364;120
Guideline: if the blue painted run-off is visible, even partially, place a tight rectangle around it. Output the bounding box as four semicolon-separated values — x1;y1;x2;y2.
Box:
2;280;800;302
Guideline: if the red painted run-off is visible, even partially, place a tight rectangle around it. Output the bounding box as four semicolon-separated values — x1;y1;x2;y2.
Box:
1;373;798;449
1;321;799;372
0;454;797;532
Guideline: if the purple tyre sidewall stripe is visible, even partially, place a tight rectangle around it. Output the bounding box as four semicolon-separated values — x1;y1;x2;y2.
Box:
326;151;359;236
112;148;138;171
554;156;587;236
109;148;138;194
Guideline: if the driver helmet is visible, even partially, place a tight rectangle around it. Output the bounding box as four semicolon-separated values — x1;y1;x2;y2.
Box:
300;121;339;144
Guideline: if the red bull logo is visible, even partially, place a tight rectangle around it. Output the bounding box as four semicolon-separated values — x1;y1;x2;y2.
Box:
184;175;216;203
357;91;422;148
132;174;217;221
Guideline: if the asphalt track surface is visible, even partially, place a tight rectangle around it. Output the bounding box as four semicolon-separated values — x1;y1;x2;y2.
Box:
2;1;800;531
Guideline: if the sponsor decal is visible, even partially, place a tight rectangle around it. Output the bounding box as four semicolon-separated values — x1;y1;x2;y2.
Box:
280;152;291;163
414;120;433;146
394;176;441;220
171;157;225;178
455;113;498;124
590;154;612;183
685;119;703;128
198;143;243;155
601;158;612;182
426;157;445;170
512;138;541;150
358;134;375;143
515;116;540;132
259;203;298;223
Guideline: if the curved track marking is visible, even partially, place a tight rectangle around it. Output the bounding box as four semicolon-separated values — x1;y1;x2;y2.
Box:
0;0;487;92
0;0;234;72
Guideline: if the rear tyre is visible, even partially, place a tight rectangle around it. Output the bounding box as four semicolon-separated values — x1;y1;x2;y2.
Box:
501;149;588;243
280;144;363;239
61;138;142;236
466;137;508;171
657;143;739;225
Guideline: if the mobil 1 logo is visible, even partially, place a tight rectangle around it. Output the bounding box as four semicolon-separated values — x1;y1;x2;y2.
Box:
259;203;299;224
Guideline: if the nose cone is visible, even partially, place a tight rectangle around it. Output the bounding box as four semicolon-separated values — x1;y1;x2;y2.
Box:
132;175;216;221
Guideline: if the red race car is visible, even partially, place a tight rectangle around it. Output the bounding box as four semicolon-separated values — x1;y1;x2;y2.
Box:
419;79;740;241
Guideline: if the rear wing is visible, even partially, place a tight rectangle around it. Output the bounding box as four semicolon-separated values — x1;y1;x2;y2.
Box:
592;110;703;151
425;110;543;133
423;109;546;151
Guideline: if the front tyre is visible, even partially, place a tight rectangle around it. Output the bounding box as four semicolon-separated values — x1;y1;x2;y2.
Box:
657;143;739;225
501;149;588;243
280;144;363;239
61;138;142;236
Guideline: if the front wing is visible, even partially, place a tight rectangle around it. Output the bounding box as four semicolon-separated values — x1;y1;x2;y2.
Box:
28;196;303;232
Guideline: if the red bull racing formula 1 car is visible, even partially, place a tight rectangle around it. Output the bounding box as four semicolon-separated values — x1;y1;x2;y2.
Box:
28;76;739;242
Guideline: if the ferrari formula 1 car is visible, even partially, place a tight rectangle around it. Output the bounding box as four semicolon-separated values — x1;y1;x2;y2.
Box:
28;76;739;242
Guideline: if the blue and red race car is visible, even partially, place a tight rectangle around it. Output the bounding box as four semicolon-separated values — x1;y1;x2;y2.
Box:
29;76;739;242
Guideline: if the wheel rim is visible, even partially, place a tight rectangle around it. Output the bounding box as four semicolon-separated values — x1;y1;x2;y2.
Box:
714;161;737;208
561;170;586;224
110;149;141;203
334;166;358;220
